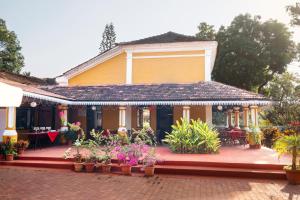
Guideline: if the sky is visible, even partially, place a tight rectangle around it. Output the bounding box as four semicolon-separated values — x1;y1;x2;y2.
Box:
1;0;300;78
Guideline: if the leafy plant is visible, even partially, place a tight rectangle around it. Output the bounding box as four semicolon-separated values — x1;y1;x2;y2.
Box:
163;118;220;154
131;123;156;145
143;148;158;167
3;137;17;155
247;127;262;145
274;134;300;171
14;140;29;150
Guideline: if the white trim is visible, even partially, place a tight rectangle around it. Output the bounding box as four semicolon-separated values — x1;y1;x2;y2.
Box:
126;51;133;84
133;54;204;59
7;107;15;129
205;50;212;81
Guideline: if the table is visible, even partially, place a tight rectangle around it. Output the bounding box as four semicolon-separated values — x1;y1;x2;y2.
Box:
19;131;59;150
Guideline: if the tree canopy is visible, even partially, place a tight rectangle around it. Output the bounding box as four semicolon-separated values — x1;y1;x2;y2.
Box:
99;23;116;53
196;14;296;92
0;18;24;73
195;22;216;41
287;2;300;26
263;73;300;126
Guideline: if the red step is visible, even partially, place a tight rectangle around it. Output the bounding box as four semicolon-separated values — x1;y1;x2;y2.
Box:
0;160;73;170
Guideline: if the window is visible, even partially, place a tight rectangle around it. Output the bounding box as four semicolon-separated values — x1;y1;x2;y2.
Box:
137;107;150;128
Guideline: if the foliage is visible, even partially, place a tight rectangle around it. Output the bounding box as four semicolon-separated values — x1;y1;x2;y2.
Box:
143;148;158;167
114;143;148;166
0;18;24;73
196;22;216;40
131;123;156;145
3;137;17;155
287;2;300;26
274;134;300;170
64;137;86;163
247;127;262;145
262;127;282;148
0;142;5;155
14;140;29;149
196;14;296;92
163;118;220;154
263;73;300;126
99;23;116;53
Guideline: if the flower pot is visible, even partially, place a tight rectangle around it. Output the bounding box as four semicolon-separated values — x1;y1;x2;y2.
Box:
84;163;95;173
17;148;25;155
6;154;14;161
102;164;112;173
74;162;84;172
285;169;300;185
121;164;132;175
249;144;261;149
144;166;155;177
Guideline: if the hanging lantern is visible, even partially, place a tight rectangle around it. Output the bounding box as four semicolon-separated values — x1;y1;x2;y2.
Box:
91;106;96;111
217;105;223;111
30;102;37;108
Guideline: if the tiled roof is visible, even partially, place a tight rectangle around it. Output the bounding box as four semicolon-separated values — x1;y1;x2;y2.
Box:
0;71;56;85
42;81;266;102
118;32;202;45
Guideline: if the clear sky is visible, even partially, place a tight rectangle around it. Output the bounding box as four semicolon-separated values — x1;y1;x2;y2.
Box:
1;0;300;78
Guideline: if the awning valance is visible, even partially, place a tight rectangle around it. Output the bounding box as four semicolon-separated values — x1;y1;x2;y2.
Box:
0;82;23;107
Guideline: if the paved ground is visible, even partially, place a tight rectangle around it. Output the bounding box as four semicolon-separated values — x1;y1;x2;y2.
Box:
0;167;299;200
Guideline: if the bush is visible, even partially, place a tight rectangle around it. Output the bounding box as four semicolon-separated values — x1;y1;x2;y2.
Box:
163;118;221;154
131;123;156;145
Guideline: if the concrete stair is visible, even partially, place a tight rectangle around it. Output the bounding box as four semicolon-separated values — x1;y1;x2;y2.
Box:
0;156;286;180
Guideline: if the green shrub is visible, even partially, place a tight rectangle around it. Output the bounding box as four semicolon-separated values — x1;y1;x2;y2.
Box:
163;118;220;154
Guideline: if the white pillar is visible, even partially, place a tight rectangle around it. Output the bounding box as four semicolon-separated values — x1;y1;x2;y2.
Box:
118;106;126;128
242;106;250;131
205;49;212;81
58;105;68;131
182;106;190;122
250;105;259;127
233;107;240;129
125;106;132;130
205;105;212;125
126;51;132;84
0;107;18;143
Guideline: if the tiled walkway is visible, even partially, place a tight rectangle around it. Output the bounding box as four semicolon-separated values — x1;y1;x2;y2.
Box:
0;167;299;200
23;145;291;164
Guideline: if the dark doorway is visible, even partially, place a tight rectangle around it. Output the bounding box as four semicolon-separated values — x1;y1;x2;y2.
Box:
86;106;95;139
156;105;173;142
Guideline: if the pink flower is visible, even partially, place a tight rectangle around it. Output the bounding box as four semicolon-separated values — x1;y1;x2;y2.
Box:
75;122;81;126
128;157;138;166
59;111;64;118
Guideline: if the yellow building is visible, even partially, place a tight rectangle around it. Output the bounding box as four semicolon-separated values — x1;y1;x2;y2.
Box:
0;32;270;142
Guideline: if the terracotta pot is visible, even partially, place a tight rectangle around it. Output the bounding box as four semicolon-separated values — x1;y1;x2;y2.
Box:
249;144;261;149
74;162;84;172
121;164;132;175
285;169;300;185
17;148;25;155
144;166;155;177
102;164;112;173
84;162;95;172
6;154;14;161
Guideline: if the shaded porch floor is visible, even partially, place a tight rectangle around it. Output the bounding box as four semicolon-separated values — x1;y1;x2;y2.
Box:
21;145;291;165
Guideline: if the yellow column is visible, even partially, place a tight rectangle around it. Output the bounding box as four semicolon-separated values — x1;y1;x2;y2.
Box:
250;105;259;127
242;106;250;131
118;106;127;129
2;107;18;143
233;107;240;129
227;109;233;128
182;106;190;122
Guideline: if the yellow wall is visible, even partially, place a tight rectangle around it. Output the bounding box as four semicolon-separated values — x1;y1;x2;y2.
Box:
173;105;206;124
132;50;205;84
69;53;126;86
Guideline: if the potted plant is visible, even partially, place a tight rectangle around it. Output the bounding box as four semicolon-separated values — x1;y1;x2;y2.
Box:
83;155;97;173
274;134;300;185
101;154;112;173
247;127;262;149
0;142;5;160
4;137;17;161
143;148;157;177
64;137;86;172
14;140;29;155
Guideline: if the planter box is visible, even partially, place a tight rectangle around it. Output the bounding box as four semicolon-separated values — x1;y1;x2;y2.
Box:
285;169;300;185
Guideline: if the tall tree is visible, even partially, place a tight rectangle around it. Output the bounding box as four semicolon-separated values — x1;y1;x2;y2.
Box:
0;18;24;73
99;23;116;53
287;2;300;26
196;22;216;40
263;73;300;125
209;14;296;92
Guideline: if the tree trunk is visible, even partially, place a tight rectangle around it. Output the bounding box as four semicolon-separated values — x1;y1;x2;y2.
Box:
292;146;297;170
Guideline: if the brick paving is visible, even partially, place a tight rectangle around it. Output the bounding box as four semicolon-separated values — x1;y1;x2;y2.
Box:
0;167;299;200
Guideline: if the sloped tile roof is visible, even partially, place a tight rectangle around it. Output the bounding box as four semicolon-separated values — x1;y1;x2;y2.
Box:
42;81;266;102
118;32;202;45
